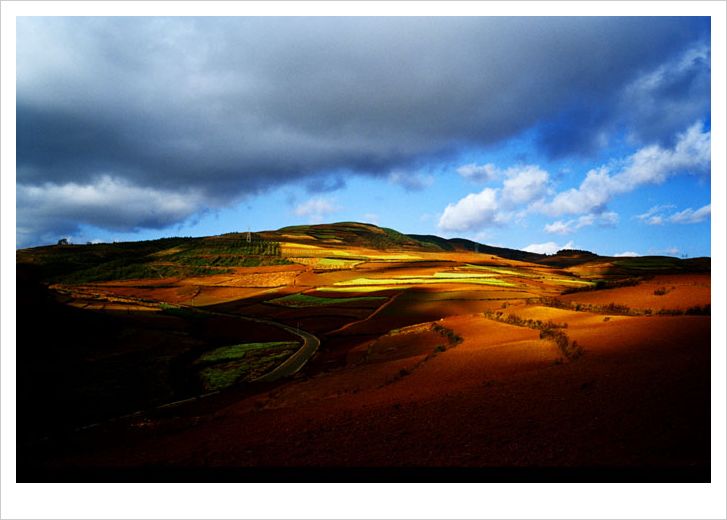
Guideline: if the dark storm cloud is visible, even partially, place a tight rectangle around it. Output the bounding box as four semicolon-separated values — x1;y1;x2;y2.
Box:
536;37;711;158
305;176;347;194
16;16;710;244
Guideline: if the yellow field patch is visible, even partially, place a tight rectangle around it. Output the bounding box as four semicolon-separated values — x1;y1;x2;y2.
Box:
317;285;406;293
281;242;321;250
334;276;515;287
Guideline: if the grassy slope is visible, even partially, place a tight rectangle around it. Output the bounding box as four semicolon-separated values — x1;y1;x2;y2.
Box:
17;222;709;285
196;341;301;390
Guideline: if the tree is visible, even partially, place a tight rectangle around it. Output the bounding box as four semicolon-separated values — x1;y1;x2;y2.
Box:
57;238;69;246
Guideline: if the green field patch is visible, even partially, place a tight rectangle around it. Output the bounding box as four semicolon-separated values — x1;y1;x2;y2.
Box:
267;293;386;308
196;341;299;391
197;341;299;364
279;225;312;232
316;258;362;268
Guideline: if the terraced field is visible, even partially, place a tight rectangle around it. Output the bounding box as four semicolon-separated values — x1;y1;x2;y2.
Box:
16;222;710;479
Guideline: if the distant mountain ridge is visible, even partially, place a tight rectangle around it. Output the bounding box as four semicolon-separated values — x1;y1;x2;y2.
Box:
406;233;545;262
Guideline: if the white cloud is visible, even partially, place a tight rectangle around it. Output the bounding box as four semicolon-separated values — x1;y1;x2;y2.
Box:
362;213;380;225
293;196;338;222
636;205;675;225
637;203;710;225
600;212;620;226
544;212;619;235
438;164;550;232
501;165;550;206
546;122;710;216
438;187;500;232
543;221;573;235
522;240;574;255
388;171;434;191
668;204;711;224
456;163;499;182
614;251;639;257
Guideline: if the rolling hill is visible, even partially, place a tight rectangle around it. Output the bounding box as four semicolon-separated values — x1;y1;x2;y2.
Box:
16;220;711;480
17;222;708;285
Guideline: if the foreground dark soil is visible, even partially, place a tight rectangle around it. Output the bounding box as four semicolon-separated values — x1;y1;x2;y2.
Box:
20;301;709;480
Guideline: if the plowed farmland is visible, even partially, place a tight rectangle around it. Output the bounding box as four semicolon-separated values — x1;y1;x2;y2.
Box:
16;222;710;480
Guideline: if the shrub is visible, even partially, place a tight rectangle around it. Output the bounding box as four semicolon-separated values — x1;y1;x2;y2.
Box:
432;323;463;345
685;304;710;315
539;328;581;360
483;309;580;360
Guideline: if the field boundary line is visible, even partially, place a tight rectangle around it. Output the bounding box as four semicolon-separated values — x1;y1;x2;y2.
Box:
326;291;403;335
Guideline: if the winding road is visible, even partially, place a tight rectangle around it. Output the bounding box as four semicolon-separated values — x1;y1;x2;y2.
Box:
159;302;322;383
246;316;320;382
55;285;321;384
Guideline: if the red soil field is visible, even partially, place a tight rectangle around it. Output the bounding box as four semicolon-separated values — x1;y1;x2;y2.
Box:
560;274;710;311
49;308;708;469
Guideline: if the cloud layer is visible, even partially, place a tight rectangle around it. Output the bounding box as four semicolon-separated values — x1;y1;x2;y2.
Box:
16;176;208;245
544;122;710;216
439;121;710;234
16;17;709;245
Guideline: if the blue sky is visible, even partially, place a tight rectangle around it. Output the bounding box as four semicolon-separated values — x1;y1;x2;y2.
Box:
16;17;711;257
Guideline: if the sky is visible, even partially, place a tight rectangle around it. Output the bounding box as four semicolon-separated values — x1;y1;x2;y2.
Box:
15;16;712;257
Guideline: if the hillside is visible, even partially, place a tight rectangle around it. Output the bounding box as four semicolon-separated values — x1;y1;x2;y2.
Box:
407;234;545;262
17;222;708;285
16;220;711;480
